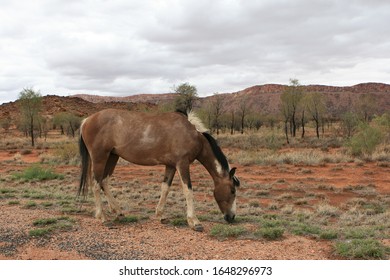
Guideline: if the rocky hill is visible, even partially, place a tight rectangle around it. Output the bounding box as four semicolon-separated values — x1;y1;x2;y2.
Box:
216;83;390;118
1;83;389;127
73;83;390;117
0;95;157;125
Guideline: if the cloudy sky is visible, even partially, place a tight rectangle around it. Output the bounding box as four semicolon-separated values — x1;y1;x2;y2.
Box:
1;0;390;104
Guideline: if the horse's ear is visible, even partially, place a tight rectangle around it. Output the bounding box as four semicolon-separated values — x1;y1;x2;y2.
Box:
229;167;236;178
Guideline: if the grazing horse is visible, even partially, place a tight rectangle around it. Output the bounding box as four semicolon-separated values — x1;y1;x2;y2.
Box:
78;109;239;231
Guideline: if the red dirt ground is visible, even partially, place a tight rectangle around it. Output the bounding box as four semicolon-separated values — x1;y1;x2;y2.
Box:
0;150;389;260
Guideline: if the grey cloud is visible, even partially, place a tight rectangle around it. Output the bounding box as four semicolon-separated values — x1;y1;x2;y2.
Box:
1;0;389;104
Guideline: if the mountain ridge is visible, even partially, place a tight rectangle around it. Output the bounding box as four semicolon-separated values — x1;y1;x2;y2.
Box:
1;83;389;126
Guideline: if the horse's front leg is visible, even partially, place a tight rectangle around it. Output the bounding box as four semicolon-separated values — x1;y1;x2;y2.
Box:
177;162;203;232
156;165;176;222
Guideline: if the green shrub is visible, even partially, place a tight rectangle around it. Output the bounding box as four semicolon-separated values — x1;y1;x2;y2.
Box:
29;216;75;237
291;222;321;236
335;239;387;259
29;228;53;237
25;201;37;208
346;123;383;156
319;230;338;240
210;224;247;238
12;164;64;181
170;217;188;227
33;218;58;226
116;215;139;224
256;227;284;240
8;200;20;205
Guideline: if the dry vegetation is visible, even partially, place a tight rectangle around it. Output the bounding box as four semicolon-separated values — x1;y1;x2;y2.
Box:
0;124;389;260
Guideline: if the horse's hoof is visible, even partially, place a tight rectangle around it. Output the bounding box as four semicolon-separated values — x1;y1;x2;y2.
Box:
160;218;169;224
193;224;204;232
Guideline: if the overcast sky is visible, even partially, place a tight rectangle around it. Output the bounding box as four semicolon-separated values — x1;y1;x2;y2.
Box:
1;0;390;104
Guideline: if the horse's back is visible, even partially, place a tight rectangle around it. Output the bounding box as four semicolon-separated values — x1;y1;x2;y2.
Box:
81;109;202;165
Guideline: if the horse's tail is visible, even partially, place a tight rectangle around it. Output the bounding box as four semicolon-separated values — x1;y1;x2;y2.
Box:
78;130;91;197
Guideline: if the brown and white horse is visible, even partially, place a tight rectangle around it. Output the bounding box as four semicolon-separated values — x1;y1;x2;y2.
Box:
78;109;239;231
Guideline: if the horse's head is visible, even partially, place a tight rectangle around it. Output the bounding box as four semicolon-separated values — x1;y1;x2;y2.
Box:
214;167;240;223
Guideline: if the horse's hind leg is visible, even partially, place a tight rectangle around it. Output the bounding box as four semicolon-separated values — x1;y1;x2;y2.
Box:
101;153;122;216
156;165;176;222
92;179;106;221
91;152;116;222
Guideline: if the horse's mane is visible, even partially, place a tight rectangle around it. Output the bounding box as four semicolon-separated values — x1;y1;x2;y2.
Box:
178;110;228;172
202;132;229;173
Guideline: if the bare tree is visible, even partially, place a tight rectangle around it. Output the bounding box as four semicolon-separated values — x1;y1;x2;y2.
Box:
306;92;326;139
211;93;224;135
230;110;236;135
238;97;249;134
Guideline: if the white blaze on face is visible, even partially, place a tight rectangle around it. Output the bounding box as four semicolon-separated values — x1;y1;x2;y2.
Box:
231;197;237;215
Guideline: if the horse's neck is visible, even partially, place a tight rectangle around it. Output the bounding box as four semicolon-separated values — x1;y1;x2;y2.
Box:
196;136;226;182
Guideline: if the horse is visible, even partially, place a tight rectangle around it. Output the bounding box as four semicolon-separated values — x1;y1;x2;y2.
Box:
78;109;239;231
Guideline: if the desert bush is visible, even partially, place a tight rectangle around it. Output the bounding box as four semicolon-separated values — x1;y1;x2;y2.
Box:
255;227;284;240
12;164;64;181
24;201;37;208
319;230;338;240
217;131;284;151
290;222;321;236
335;239;387;259
53;142;80;164
210;224;247;238
315;204;340;217
345;122;384;157
33;218;58;226
29;216;75;237
29;228;53;237
116;215;139;224
170;217;188;227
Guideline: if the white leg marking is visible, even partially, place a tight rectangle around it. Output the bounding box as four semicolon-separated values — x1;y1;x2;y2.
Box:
92;180;105;222
101;177;121;215
156;182;170;219
181;182;201;229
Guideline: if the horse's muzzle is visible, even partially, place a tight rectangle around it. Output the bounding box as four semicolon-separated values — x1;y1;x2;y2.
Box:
224;214;235;223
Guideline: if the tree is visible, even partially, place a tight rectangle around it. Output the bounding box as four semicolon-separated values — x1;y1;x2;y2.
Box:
211;93;224;135
238;97;249;134
53;112;82;137
18;88;42;147
355;93;378;122
173;82;198;112
280;92;291;144
341;112;359;138
229;109;236;135
299;93;308;138
306;92;326;139
280;79;303;139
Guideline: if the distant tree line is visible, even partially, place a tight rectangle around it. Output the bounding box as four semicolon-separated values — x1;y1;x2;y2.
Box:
15;88;82;147
6;83;384;147
170;81;383;143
